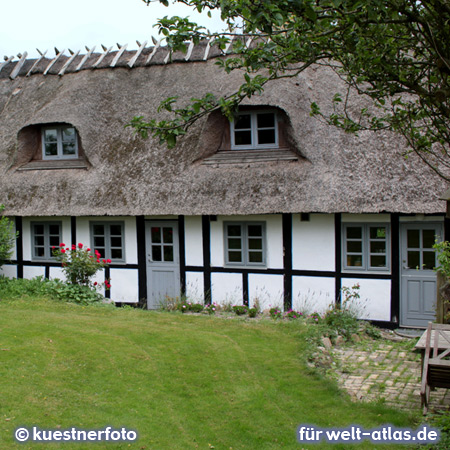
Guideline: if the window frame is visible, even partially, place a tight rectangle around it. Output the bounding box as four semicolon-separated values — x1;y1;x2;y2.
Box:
230;110;278;150
31;221;62;261
41;125;79;160
90;222;125;263
224;222;267;267
342;223;390;272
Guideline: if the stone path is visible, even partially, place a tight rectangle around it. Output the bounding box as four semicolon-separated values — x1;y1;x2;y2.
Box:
329;334;450;412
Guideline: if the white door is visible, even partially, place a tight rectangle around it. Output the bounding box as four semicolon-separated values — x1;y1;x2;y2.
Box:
146;222;180;309
400;223;443;328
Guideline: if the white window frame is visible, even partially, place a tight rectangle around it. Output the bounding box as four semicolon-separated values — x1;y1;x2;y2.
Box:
42;125;79;160
90;222;125;263
224;222;266;267
231;110;278;150
342;223;390;272
31;221;62;261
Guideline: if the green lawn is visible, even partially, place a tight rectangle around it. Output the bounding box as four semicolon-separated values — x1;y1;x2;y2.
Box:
0;298;418;449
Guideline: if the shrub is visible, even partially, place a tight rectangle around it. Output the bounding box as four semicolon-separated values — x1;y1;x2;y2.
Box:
423;410;450;450
47;280;106;305
0;205;18;268
284;309;303;320
53;243;110;289
269;307;283;319
307;312;322;323
248;307;258;318
178;300;204;313
232;305;248;316
204;303;217;315
323;308;359;339
0;276;51;300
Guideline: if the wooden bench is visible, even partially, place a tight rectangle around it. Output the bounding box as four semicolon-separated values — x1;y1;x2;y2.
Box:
419;323;450;414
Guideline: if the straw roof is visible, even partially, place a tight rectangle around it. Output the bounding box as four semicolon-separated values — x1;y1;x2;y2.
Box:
0;41;446;216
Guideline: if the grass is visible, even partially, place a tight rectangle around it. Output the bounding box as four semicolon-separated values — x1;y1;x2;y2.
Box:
0;295;420;450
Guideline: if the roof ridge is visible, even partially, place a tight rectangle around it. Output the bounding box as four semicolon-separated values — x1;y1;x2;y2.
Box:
0;38;236;80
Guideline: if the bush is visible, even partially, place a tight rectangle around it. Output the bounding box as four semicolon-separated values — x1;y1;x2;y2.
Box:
0;276;51;300
323;308;359;339
47;280;106;305
232;305;248;316
248;307;258;318
307;312;322;324
0;205;18;268
284;309;303;320
178;300;204;313
269;307;283;319
424;410;450;450
204;303;217;315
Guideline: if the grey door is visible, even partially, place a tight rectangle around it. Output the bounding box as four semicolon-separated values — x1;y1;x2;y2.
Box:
400;223;443;328
146;221;180;309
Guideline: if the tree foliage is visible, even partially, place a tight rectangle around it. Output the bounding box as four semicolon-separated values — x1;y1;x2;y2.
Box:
0;205;18;268
132;0;450;180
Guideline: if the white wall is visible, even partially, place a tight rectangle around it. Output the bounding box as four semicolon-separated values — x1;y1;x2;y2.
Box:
0;264;17;278
248;274;284;310
185;271;204;302
342;213;391;223
184;216;203;266
292;276;335;314
292;214;335;271
22;217;72;261
211;272;243;305
341;278;391;321
110;268;139;303
23;266;45;279
210;215;283;268
76;216;138;264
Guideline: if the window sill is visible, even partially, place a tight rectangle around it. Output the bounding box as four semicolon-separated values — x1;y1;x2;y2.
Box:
17;159;88;171
202;148;298;166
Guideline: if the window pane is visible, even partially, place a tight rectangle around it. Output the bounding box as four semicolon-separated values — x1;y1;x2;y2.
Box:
258;129;275;145
370;255;386;268
234;114;251;129
423;230;435;249
227;225;241;237
49;224;59;235
228;238;241;250
370;227;386;239
257;113;274;128
111;248;122;260
152;245;162;262
370;241;386;253
62;143;76;155
407;251;420;269
34;236;44;246
35;247;45;257
111;237;122;248
49;236;60;247
234;130;252;146
151;227;161;244
45;143;58;156
93;224;104;235
347;255;363;267
163;246;174;262
94;236;105;247
62;127;76;141
347;241;362;253
44;129;57;142
249;251;263;263
346;227;362;239
248;238;262;250
248;225;262;237
163;227;173;244
423;251;435;270
228;251;242;263
34;224;44;235
407;229;420;248
110;225;122;236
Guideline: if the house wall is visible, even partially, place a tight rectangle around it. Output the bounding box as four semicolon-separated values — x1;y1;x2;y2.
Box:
4;212;446;326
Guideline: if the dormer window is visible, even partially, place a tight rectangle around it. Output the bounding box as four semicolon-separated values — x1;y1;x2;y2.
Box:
231;111;278;150
42;125;78;160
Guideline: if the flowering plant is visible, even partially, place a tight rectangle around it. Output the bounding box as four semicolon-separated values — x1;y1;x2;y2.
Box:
232;305;248;316
283;309;303;320
269;307;283;319
53;243;111;290
204;303;217;315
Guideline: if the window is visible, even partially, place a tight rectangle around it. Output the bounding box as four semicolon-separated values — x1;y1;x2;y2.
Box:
90;222;125;262
343;224;390;271
231;111;278;150
224;222;266;266
31;222;61;260
42;125;78;160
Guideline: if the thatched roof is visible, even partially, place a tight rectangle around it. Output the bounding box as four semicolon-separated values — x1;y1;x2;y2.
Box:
0;41;447;216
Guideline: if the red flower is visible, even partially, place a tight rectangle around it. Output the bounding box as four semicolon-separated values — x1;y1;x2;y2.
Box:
102;259;106;264
95;250;101;256
87;248;91;252
78;243;83;249
61;249;66;253
71;245;76;250
94;282;98;286
96;259;100;263
59;243;65;247
106;259;111;264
